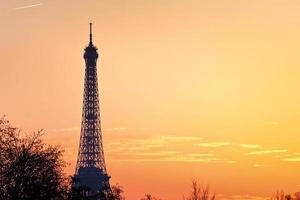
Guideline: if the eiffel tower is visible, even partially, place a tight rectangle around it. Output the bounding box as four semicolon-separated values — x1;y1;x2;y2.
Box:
74;23;112;198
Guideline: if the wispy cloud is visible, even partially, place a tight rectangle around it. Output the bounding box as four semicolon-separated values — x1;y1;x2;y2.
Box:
196;142;231;148
107;135;203;152
240;144;261;149
57;127;81;132
105;135;237;163
161;135;203;142
124;152;216;158
13;3;43;11
55;128;292;165
55;127;151;133
109;148;236;163
56;127;150;132
104;127;150;132
184;153;216;157
109;157;236;163
247;149;288;155
121;151;178;156
282;157;300;162
222;194;268;200
281;152;300;157
104;127;129;131
270;121;280;126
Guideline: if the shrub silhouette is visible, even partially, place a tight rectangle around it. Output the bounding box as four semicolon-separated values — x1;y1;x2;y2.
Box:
183;180;215;200
140;194;161;200
271;191;300;200
109;185;126;200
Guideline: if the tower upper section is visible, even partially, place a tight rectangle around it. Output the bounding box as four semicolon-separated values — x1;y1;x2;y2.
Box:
84;23;98;64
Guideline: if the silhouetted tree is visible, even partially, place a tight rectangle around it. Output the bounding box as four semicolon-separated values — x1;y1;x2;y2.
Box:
108;185;126;200
271;191;300;200
294;192;300;200
140;194;161;200
272;191;286;200
183;180;215;200
0;117;68;200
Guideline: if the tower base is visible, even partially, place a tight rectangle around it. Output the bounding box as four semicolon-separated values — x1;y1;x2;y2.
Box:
74;167;112;199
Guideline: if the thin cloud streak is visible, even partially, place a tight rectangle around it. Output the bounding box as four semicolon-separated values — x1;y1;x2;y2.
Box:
281;152;300;157
106;135;204;152
283;157;300;162
13;3;43;11
108;158;236;163
104;127;150;132
240;144;261;149
55;126;151;133
120;151;178;156
196;142;231;148
247;149;288;155
58;127;81;132
223;194;268;200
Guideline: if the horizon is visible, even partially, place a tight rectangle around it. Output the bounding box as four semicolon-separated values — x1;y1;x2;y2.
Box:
1;1;300;200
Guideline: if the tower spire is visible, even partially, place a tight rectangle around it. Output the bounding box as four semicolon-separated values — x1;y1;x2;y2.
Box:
89;22;93;45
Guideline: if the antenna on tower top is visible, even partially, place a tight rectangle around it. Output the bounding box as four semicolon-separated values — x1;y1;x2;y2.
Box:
89;22;93;45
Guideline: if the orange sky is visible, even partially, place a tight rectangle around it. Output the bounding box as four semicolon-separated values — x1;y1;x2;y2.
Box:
1;0;300;199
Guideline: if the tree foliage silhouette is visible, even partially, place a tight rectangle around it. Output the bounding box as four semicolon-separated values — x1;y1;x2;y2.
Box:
183;180;215;200
271;191;300;200
109;185;126;200
140;194;161;200
0;117;68;200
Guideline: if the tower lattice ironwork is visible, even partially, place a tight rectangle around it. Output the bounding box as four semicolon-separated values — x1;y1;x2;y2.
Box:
75;23;111;197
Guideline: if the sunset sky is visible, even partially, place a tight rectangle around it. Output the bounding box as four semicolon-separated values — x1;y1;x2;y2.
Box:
1;0;300;199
